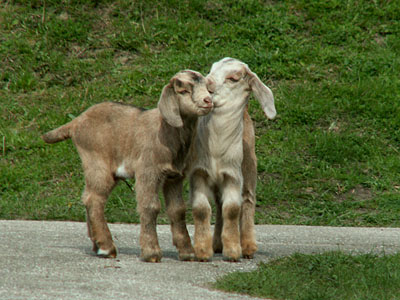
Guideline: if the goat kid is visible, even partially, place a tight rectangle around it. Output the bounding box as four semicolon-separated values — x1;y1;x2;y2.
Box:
188;58;276;261
42;70;214;262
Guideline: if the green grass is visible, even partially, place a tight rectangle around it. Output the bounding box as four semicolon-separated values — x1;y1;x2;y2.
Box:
1;0;400;225
214;251;400;300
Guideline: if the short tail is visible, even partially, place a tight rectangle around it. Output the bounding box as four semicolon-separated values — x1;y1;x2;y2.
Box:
42;123;72;144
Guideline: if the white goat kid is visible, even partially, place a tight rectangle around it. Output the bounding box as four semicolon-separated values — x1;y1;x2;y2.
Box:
189;58;276;261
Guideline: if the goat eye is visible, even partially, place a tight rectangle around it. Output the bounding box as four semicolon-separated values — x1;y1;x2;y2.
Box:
227;77;239;83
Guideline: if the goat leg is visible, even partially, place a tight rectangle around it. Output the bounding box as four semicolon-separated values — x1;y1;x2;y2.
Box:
212;195;223;253
191;174;213;261
240;110;258;259
82;188;117;258
240;192;257;259
136;176;162;262
221;180;242;262
163;178;195;261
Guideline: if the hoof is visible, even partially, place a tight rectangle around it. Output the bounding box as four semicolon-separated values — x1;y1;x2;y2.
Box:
141;249;162;263
223;245;242;262
97;248;117;258
242;253;254;259
142;256;161;263
196;257;212;262
93;242;117;258
195;254;212;262
223;256;241;262
241;241;257;259
194;246;213;262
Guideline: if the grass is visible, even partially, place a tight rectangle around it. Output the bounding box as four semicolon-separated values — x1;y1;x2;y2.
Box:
1;0;400;226
214;251;400;300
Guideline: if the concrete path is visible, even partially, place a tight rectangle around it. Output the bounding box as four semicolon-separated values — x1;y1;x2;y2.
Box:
1;220;400;300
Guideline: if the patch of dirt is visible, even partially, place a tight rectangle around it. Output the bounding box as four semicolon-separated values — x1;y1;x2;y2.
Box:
336;184;373;203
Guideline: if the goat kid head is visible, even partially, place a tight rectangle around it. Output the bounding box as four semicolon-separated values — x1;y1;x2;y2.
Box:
158;70;214;127
207;58;276;119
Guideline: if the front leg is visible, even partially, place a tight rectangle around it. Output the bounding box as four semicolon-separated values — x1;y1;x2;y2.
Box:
221;177;242;262
135;173;162;262
163;177;195;261
190;171;213;261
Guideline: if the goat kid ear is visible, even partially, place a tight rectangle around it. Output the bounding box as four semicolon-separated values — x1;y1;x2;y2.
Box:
248;69;276;120
158;79;184;127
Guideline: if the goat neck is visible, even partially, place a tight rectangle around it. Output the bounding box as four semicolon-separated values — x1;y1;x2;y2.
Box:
159;114;198;173
197;89;248;160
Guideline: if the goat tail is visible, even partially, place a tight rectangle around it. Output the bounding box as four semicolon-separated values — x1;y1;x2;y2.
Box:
42;122;73;144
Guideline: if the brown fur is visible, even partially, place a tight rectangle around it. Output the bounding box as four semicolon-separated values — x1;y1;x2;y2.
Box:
42;71;213;262
240;109;258;258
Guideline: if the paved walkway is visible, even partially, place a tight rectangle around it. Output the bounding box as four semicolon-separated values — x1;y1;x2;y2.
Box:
1;220;400;300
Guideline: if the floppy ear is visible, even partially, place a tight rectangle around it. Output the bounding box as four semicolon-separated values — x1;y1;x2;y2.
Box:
158;79;184;127
248;69;276;120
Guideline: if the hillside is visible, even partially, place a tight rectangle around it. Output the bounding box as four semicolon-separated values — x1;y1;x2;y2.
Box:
1;0;400;226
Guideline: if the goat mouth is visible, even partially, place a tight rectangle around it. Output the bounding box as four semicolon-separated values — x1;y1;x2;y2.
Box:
200;105;213;109
198;106;213;114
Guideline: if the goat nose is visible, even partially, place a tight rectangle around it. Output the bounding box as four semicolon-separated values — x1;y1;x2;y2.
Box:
203;96;212;104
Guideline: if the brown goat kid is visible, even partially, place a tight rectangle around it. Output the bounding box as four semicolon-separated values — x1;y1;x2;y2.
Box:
42;70;214;262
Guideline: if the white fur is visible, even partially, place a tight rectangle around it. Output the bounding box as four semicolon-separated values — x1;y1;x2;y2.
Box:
116;163;129;179
188;57;276;260
97;248;111;256
190;57;275;200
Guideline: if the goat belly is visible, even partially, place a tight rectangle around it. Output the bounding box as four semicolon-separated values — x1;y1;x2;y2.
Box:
206;159;242;186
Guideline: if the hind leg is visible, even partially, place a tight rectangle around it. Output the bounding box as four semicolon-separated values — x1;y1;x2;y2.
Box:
213;195;223;254
82;174;116;258
240;191;257;259
240;110;258;259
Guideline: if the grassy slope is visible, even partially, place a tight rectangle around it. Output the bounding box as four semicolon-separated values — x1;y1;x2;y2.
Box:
1;0;400;225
